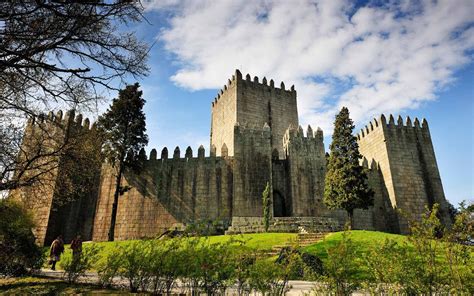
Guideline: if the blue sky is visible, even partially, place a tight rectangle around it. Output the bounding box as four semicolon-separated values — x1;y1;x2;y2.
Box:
101;1;473;206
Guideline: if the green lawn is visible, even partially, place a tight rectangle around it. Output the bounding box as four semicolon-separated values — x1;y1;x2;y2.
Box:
44;232;298;267
304;230;408;259
46;231;409;263
92;232;296;251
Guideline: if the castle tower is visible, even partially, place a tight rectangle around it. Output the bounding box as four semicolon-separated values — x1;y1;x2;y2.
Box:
357;115;451;233
210;70;299;158
282;125;327;217
9;110;101;245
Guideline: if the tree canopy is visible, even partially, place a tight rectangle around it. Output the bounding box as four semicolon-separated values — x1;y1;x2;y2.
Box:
324;107;374;227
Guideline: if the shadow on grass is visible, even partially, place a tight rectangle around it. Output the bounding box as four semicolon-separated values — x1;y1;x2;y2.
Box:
0;276;132;295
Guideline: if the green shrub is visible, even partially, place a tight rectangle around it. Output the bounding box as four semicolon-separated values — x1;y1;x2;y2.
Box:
443;201;474;294
248;259;291;296
362;238;412;294
0;199;44;276
179;238;237;295
59;244;102;283
315;231;361;296
362;203;474;295
232;246;257;296
97;244;123;288
199;241;236;295
117;240;152;292
301;253;323;277
148;238;183;295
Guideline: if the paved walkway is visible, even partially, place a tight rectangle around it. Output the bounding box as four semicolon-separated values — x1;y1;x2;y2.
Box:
37;269;368;295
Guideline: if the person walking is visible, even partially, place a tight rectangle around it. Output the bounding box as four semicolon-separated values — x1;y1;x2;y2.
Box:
70;234;82;263
49;235;64;271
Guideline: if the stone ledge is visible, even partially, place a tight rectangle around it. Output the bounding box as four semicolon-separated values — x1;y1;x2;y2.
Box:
225;216;343;234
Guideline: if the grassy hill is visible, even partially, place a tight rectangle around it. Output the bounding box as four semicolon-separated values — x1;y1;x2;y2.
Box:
50;230;474;260
50;230;409;263
304;230;408;259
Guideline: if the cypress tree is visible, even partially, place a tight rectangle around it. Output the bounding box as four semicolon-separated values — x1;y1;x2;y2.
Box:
324;107;374;228
262;182;271;232
96;83;148;241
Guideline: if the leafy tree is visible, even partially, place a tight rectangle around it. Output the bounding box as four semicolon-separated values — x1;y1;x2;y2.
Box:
0;199;44;276
262;182;271;232
324;107;373;228
96;83;148;241
0;1;149;193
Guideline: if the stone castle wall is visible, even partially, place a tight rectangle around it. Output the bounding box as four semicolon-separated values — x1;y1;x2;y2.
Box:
45;113;101;244
92;146;233;241
357;115;450;233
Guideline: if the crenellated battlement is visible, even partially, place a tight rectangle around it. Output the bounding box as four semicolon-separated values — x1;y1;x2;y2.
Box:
240;71;295;94
361;157;380;171
139;144;232;163
211;69;296;108
27;109;96;131
356;114;430;141
283;124;324;144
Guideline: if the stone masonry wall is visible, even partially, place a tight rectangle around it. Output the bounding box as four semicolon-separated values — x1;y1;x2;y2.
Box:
357;115;449;233
210;70;298;159
92;146;233;241
210;72;238;157
45;113;102;244
8;115;61;246
9;110;99;245
232;124;272;217
283;125;327;217
359;159;395;232
236;71;299;159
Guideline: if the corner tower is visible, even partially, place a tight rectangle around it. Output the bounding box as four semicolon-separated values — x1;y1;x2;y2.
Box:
9;110;101;245
357;115;451;233
210;70;299;158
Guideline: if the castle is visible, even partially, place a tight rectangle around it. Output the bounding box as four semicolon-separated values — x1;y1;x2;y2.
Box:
11;70;452;245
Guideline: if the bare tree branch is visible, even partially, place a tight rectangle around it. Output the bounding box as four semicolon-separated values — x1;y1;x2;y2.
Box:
0;1;149;193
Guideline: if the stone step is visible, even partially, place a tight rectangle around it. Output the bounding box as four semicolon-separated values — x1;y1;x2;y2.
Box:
298;238;324;242
298;237;324;241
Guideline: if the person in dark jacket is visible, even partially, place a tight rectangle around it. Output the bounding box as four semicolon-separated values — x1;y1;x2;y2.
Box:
49;235;64;270
70;234;82;262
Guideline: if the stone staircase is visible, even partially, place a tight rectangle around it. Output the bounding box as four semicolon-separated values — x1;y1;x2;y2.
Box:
265;232;327;256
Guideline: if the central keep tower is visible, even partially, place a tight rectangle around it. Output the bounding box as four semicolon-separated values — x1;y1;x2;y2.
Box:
210;69;299;158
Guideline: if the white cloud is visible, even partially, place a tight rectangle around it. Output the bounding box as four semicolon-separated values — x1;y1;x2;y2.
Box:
146;0;474;133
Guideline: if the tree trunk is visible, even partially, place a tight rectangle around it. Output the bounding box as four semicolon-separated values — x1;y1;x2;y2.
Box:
108;163;123;241
348;209;354;230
